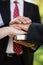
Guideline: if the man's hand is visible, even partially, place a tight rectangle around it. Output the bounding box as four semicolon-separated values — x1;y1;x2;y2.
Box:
10;24;31;32
13;40;35;48
9;16;32;25
9;16;32;32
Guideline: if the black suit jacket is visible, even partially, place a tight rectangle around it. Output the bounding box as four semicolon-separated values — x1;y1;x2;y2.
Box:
0;1;41;65
26;23;43;45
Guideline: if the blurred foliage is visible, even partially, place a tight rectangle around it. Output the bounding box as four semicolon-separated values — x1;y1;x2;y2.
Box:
32;0;43;15
33;46;43;65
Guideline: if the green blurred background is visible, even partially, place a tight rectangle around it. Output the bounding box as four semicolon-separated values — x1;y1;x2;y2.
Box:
25;0;43;65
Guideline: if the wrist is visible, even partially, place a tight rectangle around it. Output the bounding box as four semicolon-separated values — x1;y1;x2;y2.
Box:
27;23;32;31
7;27;12;36
0;27;11;39
5;27;11;36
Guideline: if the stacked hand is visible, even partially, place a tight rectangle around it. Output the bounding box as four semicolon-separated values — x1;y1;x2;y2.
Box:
8;16;32;47
10;16;31;25
9;16;31;33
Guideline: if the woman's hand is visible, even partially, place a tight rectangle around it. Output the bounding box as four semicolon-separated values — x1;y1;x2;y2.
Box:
8;27;26;37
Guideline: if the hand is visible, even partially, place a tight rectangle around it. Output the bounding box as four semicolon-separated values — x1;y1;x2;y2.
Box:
17;24;31;32
9;16;32;25
10;23;31;32
8;27;26;37
13;40;35;48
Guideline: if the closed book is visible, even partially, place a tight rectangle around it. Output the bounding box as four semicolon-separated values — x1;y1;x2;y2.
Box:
13;35;26;40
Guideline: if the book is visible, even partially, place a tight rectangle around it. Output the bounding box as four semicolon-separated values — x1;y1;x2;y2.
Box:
13;35;26;40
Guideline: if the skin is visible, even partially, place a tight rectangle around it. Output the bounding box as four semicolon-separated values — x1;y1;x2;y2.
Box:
12;23;34;48
0;16;31;39
10;16;32;47
13;40;35;48
0;16;34;48
9;16;32;25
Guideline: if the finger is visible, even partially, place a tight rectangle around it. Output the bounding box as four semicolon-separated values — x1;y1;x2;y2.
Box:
13;40;20;43
10;24;16;27
15;19;21;24
10;24;26;31
9;20;21;25
17;25;26;31
16;24;29;31
23;17;32;24
9;19;15;25
9;19;21;25
13;28;27;35
13;40;22;45
18;17;27;24
14;26;22;30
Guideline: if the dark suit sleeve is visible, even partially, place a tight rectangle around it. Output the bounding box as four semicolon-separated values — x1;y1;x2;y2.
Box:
26;23;43;45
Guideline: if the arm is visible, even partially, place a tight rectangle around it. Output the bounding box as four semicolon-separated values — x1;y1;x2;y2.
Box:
0;26;26;39
26;23;43;45
0;27;10;39
15;23;43;45
0;16;31;39
13;24;35;48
